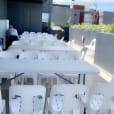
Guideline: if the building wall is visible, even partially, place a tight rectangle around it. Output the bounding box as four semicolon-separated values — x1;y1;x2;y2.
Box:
73;5;85;24
51;6;80;25
0;0;7;19
43;0;52;12
7;1;43;34
103;11;114;24
42;0;52;31
94;32;114;75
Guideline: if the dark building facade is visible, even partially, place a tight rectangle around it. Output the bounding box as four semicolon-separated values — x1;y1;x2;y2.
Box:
0;0;52;34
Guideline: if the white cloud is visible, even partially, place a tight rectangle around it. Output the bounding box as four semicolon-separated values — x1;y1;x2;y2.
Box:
53;0;71;5
53;0;114;4
75;0;114;3
97;0;114;2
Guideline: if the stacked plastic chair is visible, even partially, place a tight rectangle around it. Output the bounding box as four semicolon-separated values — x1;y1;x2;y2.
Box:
32;95;43;114
10;95;22;114
18;51;38;84
48;94;64;114
0;51;17;85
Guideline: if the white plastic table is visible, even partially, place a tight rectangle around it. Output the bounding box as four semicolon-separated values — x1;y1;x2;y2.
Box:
0;60;99;74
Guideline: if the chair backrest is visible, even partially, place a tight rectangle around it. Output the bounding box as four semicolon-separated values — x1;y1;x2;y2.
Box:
67;52;79;60
7;49;24;56
89;94;104;110
57;53;77;60
50;84;88;111
0;89;2;106
0;51;17;59
9;85;46;114
0;46;2;52
11;41;26;47
22;31;29;35
30;40;44;47
49;94;64;112
19;51;38;60
10;96;22;113
72;97;81;114
32;95;43;112
88;38;96;50
38;52;57;60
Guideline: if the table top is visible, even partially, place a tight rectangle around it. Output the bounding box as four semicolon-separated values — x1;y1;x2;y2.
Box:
0;60;99;74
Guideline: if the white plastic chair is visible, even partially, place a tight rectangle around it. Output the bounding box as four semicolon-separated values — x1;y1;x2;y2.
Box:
21;31;29;36
7;49;24;57
57;52;77;60
48;94;64;114
20;31;30;39
0;46;2;52
67;52;79;60
11;41;24;46
38;52;57;60
10;96;22;114
50;84;88;114
9;41;27;51
0;89;6;114
19;51;38;60
19;51;38;84
38;73;59;90
0;89;2;109
72;96;81;114
37;52;58;86
89;94;104;114
9;85;46;114
30;32;36;36
32;95;43;114
0;51;17;85
0;51;17;59
30;40;44;47
80;38;96;60
85;39;96;51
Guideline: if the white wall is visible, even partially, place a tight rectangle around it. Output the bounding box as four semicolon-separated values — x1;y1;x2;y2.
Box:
0;88;2;106
0;0;7;19
0;20;9;37
0;19;9;49
94;32;114;75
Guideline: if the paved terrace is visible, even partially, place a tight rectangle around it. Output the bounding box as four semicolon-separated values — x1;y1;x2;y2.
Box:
69;42;113;83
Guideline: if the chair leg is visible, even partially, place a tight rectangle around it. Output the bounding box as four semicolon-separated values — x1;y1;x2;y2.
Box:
33;73;38;85
56;76;59;84
10;74;15;85
37;74;42;84
0;78;2;84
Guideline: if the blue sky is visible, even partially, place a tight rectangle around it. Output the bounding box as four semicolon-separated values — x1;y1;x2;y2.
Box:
53;0;114;12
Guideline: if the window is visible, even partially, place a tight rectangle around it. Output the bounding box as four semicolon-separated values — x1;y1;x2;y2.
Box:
42;13;49;22
84;13;92;24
